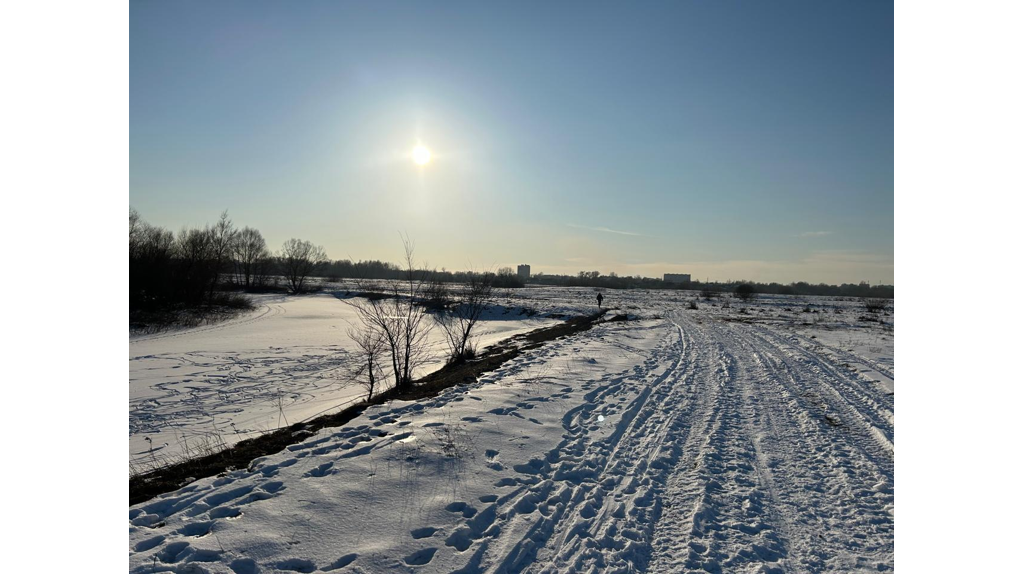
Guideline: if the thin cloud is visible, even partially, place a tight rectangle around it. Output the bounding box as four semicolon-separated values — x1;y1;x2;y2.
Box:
797;231;833;238
567;223;649;237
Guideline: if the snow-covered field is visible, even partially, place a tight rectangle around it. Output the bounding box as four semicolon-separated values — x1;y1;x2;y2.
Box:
130;292;560;470
129;288;894;573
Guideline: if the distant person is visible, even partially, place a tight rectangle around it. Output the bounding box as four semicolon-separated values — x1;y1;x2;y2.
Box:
596;292;604;309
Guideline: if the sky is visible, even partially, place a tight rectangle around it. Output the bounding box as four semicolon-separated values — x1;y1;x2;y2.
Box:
131;0;893;285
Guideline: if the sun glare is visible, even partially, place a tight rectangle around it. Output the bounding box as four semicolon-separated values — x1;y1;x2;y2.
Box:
413;145;432;166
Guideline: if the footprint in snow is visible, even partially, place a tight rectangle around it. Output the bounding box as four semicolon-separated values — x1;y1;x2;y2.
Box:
177;521;212;538
411;527;438;539
404;547;437;566
229;558;257;574
304;462;335;478
323;554;358;570
274;557;316;572
209;506;242;519
133;535;165;552
156;541;191;563
260;480;285;493
445;501;477;518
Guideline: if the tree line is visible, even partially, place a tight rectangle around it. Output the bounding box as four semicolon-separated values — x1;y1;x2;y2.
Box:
321;260;523;288
129;209;329;311
130;207;892;316
129;208;530;316
529;271;894;298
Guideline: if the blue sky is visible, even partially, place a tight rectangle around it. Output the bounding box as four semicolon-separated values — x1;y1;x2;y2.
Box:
131;0;893;284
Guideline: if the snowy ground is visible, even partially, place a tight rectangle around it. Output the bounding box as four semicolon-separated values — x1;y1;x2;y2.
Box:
129;292;559;470
129;288;894;573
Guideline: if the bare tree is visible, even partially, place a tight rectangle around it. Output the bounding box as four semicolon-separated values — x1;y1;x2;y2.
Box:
348;325;388;400
175;226;216;303
279;238;328;294
129;207;143;259
234;227;269;288
434;273;493;364
252;252;275;288
130;209;175;308
864;298;889;313
346;237;433;390
208;211;237;298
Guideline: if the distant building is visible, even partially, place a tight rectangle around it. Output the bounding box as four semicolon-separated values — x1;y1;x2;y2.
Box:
517;264;531;282
664;273;691;284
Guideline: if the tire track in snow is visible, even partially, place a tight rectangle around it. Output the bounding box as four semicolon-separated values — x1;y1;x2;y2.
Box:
129;301;894;573
466;320;732;573
787;329;895;383
410;321;684;572
536;323;695;572
747;325;895;460
650;319;792;573
740;322;894;571
649;313;894;573
129;301;285;347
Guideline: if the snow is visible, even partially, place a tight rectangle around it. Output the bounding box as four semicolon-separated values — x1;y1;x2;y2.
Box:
129;288;894;573
129;292;559;470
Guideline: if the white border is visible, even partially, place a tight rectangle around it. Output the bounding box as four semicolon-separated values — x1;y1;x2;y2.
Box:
5;0;1024;569
2;0;126;568
898;0;1023;570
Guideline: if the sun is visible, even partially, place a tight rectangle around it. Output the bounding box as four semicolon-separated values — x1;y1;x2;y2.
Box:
412;144;432;166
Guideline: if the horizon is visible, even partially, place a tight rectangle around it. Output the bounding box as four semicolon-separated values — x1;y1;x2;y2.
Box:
131;0;893;284
129;207;894;286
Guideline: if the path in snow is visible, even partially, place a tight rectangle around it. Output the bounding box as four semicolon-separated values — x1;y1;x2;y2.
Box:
129;298;894;573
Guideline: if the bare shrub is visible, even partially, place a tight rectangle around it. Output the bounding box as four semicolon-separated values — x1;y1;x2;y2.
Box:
346;237;433;390
700;286;719;300
864;298;889;313
434;273;494;364
348;326;388;400
431;417;471;459
735;283;756;302
423;273;451;310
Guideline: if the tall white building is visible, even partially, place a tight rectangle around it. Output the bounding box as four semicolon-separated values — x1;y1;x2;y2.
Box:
664;273;691;284
517;264;531;281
